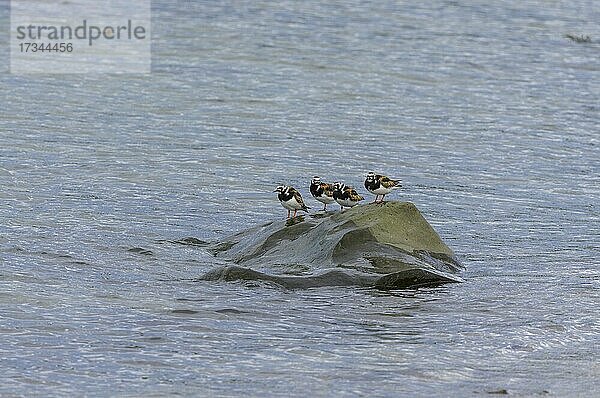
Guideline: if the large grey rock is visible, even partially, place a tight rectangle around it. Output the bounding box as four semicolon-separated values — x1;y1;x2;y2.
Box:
202;202;464;289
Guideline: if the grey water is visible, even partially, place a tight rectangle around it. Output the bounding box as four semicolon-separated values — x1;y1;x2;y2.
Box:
1;0;599;396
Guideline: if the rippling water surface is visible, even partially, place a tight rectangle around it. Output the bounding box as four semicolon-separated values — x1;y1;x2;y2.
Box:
1;0;599;396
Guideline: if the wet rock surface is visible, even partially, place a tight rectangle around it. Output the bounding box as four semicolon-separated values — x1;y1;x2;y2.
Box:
203;202;464;289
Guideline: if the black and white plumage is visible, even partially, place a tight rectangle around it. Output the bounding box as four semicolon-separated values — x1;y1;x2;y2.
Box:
364;172;402;203
309;176;335;211
274;185;310;218
332;182;364;210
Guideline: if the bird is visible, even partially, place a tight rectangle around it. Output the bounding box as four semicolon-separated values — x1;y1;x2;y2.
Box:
364;172;402;203
274;185;310;218
332;182;364;210
309;176;336;211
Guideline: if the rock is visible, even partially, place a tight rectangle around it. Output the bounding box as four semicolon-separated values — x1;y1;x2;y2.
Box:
203;202;464;289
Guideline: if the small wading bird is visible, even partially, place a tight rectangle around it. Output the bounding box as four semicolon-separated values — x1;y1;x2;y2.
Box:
332;182;364;211
309;176;336;211
274;185;309;218
364;172;402;203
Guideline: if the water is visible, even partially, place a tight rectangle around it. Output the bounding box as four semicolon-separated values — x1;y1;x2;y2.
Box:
1;0;599;396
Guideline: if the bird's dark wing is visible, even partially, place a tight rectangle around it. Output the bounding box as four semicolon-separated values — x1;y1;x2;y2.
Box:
348;188;364;202
292;189;309;209
379;175;401;188
322;183;334;197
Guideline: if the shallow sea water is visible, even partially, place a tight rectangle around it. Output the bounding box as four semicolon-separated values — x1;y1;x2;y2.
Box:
1;0;599;396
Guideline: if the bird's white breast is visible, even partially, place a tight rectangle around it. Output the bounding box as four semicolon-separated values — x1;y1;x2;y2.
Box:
369;186;394;195
281;196;303;210
315;195;336;204
335;198;359;207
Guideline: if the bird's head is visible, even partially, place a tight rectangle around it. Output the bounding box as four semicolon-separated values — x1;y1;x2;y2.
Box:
366;172;375;182
333;182;345;192
311;176;321;186
274;185;288;193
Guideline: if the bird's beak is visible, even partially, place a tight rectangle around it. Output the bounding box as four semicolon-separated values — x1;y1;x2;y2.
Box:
273;189;278;192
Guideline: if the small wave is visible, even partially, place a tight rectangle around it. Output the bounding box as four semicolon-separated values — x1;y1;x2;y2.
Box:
127;247;154;256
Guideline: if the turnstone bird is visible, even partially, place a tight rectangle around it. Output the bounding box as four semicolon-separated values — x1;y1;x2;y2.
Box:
364;172;402;203
309;176;336;211
332;182;364;210
274;185;310;218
